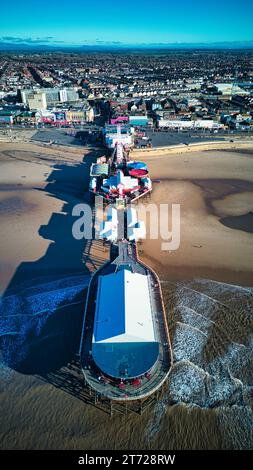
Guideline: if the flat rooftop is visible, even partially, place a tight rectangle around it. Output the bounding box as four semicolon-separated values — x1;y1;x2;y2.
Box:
92;267;159;378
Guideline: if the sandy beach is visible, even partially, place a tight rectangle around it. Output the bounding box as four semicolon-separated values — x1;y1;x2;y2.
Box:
0;143;253;293
0;141;252;450
135;148;253;285
0;142;108;294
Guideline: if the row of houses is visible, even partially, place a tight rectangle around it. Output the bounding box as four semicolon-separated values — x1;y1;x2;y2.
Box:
108;99;152;127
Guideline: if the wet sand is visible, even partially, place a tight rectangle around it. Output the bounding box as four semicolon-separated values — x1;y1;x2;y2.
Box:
0;143;253;450
135;149;253;285
1;144;252;291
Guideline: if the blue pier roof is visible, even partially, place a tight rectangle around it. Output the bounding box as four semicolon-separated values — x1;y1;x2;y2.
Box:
92;268;159;378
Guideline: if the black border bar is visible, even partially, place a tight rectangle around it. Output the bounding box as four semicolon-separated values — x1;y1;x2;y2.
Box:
0;450;251;467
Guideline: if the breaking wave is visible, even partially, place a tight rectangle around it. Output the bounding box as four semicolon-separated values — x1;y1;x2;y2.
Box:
147;279;253;448
0;275;252;448
0;275;89;373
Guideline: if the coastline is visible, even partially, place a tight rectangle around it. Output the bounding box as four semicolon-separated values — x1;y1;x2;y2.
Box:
0;140;252;450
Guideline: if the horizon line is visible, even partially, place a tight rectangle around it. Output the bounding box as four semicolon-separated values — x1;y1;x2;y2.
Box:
1;38;253;49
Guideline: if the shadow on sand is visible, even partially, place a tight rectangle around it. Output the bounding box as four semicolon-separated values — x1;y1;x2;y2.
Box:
0;149;106;377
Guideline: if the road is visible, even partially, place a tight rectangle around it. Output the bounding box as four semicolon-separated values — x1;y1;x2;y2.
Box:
145;128;253;147
0;125;103;148
1;124;253;149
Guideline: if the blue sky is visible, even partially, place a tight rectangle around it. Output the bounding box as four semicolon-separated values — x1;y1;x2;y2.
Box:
1;0;253;45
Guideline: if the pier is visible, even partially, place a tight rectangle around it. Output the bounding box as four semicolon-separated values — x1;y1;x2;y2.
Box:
79;240;172;402
79;130;172;404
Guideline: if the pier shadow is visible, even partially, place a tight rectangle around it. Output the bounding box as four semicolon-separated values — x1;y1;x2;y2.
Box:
37;356;113;415
0;149;106;375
